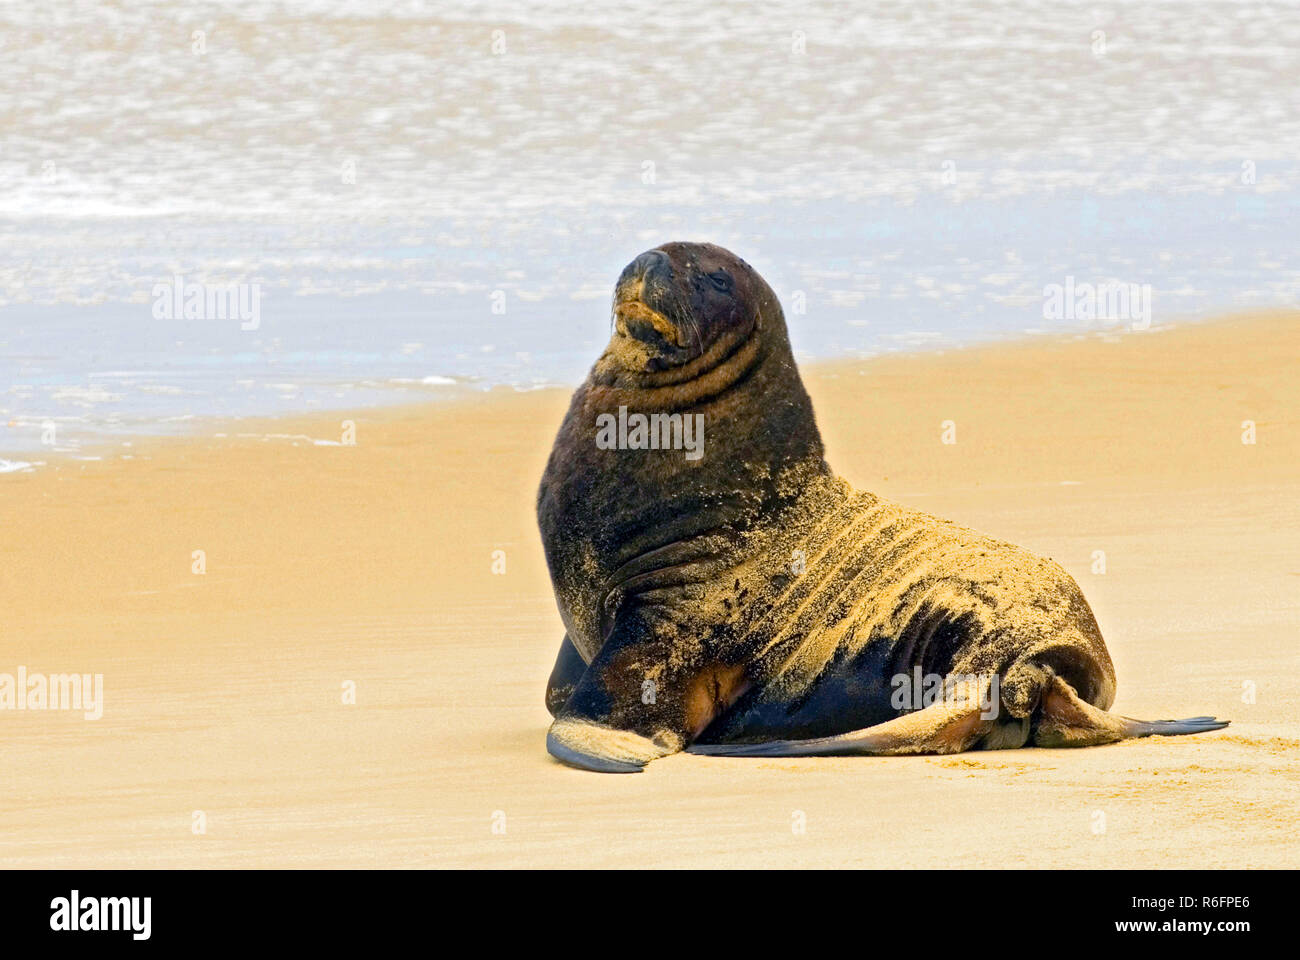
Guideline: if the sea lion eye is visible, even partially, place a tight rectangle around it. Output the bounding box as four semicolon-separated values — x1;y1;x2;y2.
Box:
709;271;731;292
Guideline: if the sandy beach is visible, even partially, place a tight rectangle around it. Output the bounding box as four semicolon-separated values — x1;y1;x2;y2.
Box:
2;311;1296;869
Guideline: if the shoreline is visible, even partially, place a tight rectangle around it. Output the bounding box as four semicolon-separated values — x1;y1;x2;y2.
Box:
3;306;1291;468
3;308;1296;868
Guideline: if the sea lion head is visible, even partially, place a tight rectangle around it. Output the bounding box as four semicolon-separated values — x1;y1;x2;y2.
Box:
604;241;783;376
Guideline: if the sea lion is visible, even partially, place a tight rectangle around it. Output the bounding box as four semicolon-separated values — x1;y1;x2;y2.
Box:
537;241;1227;773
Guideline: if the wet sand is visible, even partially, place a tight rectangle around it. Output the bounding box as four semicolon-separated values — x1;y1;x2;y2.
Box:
2;312;1297;868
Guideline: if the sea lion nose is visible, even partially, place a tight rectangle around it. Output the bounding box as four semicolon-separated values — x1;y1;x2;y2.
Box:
635;249;669;279
617;249;671;293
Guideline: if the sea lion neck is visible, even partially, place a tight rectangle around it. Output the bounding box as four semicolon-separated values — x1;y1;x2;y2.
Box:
581;322;829;487
587;331;755;415
590;321;761;397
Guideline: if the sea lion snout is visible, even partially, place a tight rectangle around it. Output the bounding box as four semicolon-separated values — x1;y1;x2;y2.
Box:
613;249;680;348
614;249;673;317
611;247;686;361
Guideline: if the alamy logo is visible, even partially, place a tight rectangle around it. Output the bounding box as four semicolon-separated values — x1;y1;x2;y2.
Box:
0;666;103;720
891;668;1000;720
151;274;261;330
50;890;151;940
1042;276;1151;329
595;406;704;461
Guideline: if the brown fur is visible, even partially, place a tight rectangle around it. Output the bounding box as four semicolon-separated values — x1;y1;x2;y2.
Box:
539;242;1225;773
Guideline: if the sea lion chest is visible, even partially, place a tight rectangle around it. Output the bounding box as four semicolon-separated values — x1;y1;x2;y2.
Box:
537;402;774;664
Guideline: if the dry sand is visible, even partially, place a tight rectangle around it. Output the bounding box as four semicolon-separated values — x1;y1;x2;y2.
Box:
2;312;1297;868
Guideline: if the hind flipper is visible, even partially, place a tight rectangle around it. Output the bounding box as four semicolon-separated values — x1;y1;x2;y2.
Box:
1117;716;1230;737
1032;672;1228;747
688;684;998;758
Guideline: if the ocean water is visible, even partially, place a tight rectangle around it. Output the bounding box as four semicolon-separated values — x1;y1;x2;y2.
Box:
2;0;1297;456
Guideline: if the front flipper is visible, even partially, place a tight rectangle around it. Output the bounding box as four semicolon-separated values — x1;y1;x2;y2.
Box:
545;612;740;773
547;718;680;774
